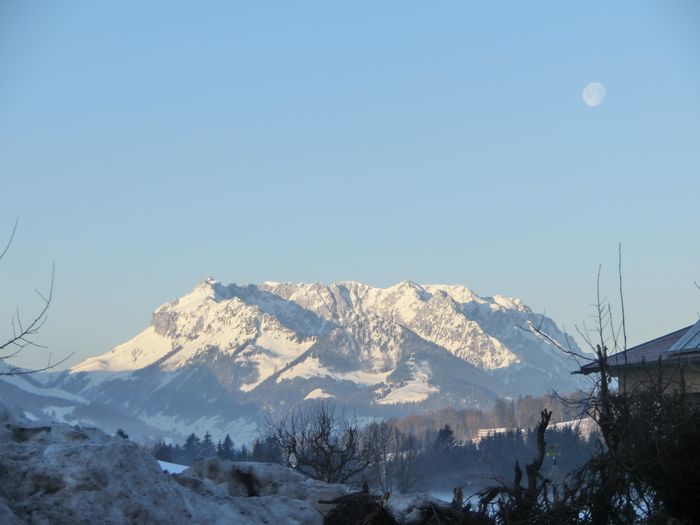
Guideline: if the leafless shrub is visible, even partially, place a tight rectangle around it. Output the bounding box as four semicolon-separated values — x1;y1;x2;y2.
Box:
266;399;375;484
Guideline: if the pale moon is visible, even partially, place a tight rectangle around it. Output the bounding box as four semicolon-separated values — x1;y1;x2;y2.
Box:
582;82;606;107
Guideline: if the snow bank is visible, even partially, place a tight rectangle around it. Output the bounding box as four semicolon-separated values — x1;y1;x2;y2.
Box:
0;400;454;524
0;403;322;524
179;458;349;514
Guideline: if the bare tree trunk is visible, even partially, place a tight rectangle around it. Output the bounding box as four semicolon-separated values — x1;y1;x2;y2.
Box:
525;408;552;502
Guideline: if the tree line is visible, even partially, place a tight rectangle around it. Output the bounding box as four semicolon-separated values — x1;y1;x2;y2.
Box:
265;399;598;496
152;431;281;466
152;396;598;500
392;392;582;443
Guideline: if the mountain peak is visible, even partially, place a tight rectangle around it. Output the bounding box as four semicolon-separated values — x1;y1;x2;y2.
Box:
395;279;420;288
76;278;578;380
489;294;530;312
55;278;583;442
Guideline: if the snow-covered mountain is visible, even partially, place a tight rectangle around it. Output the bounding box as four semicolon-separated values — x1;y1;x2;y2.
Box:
3;279;584;443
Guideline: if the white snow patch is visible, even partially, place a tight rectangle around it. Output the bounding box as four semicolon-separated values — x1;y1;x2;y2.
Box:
139;412;259;445
158;460;189;474
276;356;329;382
339;368;391;385
376;380;438;405
304;388;334;400
277;356;390;386
491;294;529;312
0;374;86;403
423;284;485;305
23;411;39;421
167;280;220;313
71;326;172;372
43;405;75;422
551;417;598;439
377;360;438;405
239;333;314;392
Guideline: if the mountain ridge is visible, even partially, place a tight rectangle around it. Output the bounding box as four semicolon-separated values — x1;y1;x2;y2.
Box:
2;278;584;443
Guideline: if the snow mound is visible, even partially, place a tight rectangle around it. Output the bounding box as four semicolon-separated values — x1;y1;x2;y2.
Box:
0;400;460;524
0;402;326;524
179;458;349;513
387;492;450;524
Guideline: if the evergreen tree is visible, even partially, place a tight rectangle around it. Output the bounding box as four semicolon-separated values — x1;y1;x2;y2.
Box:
201;431;216;457
184;433;201;463
433;424;458;453
172;444;185;465
220;434;235;461
506;399;517;429
154;442;174;462
251;436;282;463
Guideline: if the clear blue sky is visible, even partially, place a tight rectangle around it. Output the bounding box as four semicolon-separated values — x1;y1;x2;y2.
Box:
1;1;699;370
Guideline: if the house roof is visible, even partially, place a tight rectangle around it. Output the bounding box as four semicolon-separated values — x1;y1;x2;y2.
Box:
578;321;700;375
668;319;700;353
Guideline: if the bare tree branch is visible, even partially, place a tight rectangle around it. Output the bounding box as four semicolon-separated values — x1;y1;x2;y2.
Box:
525;319;593;364
618;243;628;352
266;399;377;484
0;217;19;262
0;220;68;375
0;263;54;356
2;351;75;375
